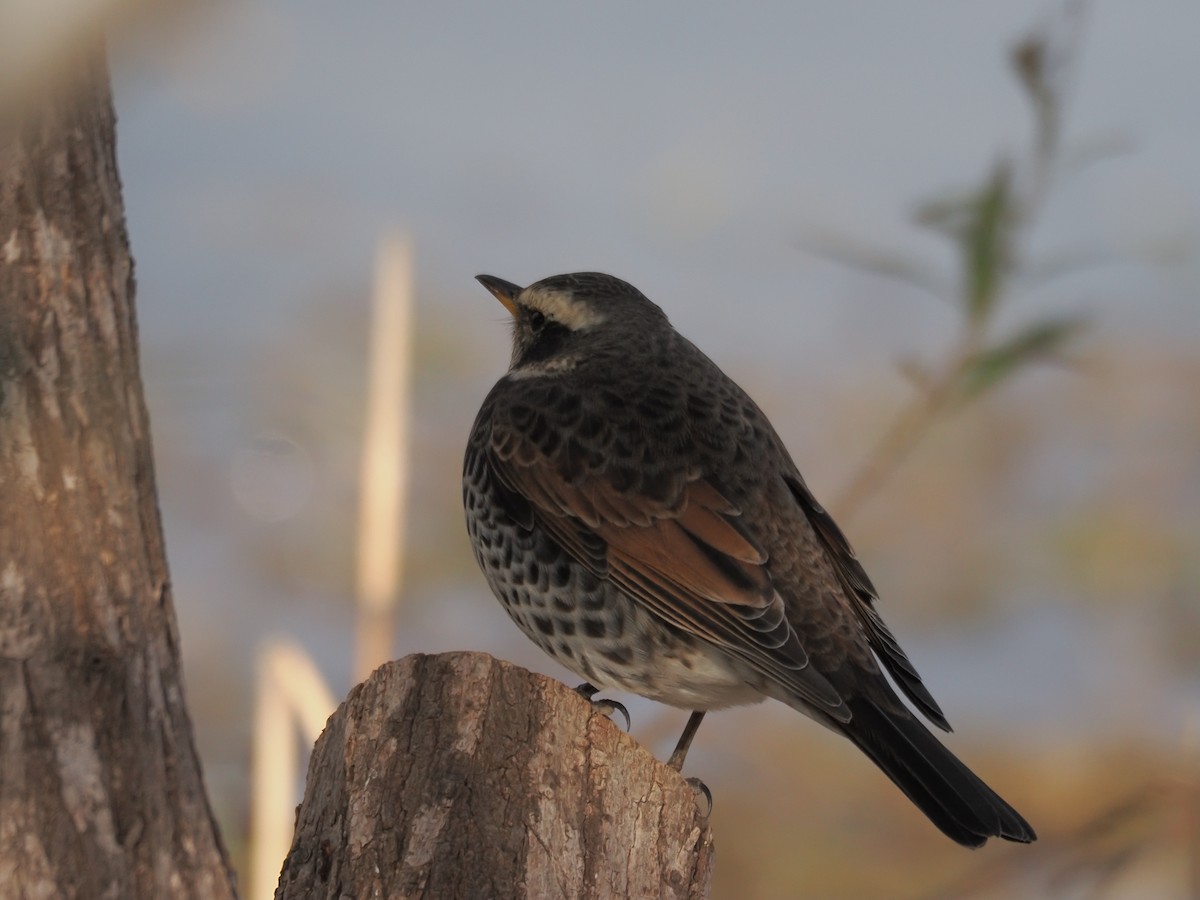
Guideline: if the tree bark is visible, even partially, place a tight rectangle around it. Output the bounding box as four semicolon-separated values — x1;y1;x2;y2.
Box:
0;50;236;898
276;652;714;900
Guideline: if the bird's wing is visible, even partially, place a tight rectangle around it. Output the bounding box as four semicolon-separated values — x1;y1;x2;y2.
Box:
783;473;950;731
486;414;848;719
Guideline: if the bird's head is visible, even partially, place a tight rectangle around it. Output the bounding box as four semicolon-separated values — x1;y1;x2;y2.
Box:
475;272;668;374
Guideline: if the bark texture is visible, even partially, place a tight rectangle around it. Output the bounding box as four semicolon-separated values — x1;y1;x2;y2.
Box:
276;652;714;900
0;52;236;898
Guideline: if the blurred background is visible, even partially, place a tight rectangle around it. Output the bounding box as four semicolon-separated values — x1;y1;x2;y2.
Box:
12;0;1200;896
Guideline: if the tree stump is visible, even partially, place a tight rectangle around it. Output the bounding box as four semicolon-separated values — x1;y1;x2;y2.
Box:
276;652;713;900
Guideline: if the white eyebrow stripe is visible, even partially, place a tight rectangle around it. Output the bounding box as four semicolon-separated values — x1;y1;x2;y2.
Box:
506;355;581;379
521;288;607;330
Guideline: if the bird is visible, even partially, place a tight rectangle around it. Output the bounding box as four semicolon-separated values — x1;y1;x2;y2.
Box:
462;271;1036;848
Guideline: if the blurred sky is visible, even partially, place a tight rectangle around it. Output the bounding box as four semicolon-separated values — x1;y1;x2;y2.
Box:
97;0;1200;841
112;0;1198;362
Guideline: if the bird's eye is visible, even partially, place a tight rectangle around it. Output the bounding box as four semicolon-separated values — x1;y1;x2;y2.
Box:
528;310;546;331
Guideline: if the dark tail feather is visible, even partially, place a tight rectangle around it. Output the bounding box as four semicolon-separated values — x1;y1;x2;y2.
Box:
842;697;1037;848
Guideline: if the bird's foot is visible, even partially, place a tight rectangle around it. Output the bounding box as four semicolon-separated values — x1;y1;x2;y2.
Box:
575;682;631;731
685;777;713;817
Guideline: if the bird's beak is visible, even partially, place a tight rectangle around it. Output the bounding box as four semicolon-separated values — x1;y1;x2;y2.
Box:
475;274;522;319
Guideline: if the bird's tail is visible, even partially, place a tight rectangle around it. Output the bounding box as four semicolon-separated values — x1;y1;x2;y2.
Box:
841;697;1036;848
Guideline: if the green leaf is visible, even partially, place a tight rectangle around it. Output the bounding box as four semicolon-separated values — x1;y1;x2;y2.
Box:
956;315;1087;402
962;162;1014;326
915;190;976;235
1011;35;1049;108
797;230;951;300
914;161;1015;327
1019;246;1112;289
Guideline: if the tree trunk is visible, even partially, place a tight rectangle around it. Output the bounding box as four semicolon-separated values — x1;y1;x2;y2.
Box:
0;49;236;898
276;652;714;900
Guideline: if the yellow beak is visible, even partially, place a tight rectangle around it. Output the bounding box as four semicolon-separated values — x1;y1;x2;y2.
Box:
475;274;522;318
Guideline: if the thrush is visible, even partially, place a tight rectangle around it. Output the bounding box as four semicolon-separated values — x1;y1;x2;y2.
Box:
462;271;1035;847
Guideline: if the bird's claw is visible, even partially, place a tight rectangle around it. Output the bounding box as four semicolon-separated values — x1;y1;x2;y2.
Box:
685;777;713;817
591;697;632;732
575;682;631;731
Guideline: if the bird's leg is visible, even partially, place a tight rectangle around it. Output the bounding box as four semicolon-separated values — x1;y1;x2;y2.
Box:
575;682;631;731
667;710;706;770
668;710;712;814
